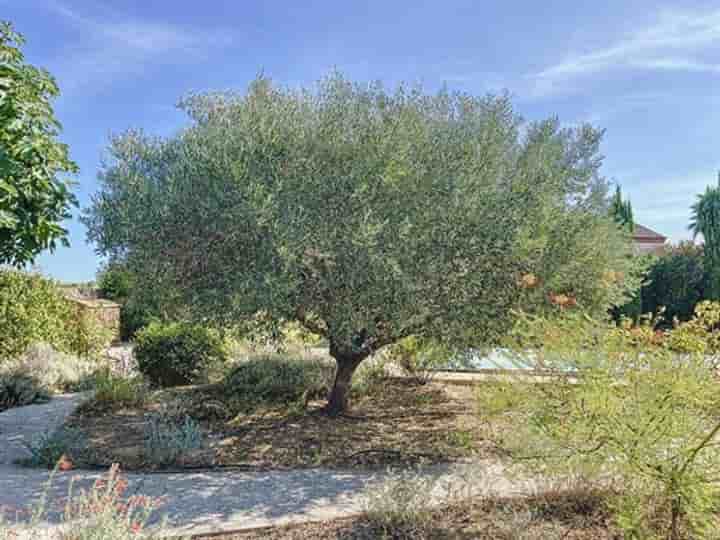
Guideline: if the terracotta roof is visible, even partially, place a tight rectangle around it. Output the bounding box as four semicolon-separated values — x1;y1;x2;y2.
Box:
633;224;666;242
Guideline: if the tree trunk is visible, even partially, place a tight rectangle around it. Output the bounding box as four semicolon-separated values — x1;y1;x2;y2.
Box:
669;494;681;540
324;355;364;416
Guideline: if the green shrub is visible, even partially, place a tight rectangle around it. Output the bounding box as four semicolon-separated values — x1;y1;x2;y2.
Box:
0;270;111;361
0;372;49;412
119;296;158;341
68;309;114;356
634;242;706;326
93;369;148;408
134;322;227;387
282;321;325;348
0;270;75;359
22;426;87;468
97;263;133;301
0;344;102;411
224;356;332;410
144;409;203;467
97;263;160;340
387;336;449;385
485;308;720;540
2;343;99;394
351;356;391;397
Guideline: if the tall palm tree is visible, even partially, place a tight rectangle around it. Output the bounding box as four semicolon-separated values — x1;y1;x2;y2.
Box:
689;172;720;299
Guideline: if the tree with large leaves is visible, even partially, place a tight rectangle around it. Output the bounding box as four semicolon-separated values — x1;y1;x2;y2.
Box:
84;75;638;414
0;22;77;266
690;173;720;300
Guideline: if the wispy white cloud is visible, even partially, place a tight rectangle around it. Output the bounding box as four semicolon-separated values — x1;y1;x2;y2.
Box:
531;8;720;97
46;1;234;95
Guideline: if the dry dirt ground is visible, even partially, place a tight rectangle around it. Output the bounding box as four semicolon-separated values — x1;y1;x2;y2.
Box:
66;379;494;472
194;489;620;540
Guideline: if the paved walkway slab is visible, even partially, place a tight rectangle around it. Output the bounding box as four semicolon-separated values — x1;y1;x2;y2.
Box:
0;394;538;538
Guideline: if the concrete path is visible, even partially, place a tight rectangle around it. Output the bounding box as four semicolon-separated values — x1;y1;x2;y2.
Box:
0;393;86;466
0;394;539;538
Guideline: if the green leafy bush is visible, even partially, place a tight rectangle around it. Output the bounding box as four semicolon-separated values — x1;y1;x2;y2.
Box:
22;426;87;468
0;372;49;412
350;356;391;397
0;270;76;359
0;344;102;411
135;322;227;387
642;242;706;325
97;262;159;340
0;270;110;360
119;296;158;341
387;337;449;385
97;263;133;301
2;343;99;394
144;409;203;467
68;309;114;356
93;369;148;408
224;356;332;410
484;307;720;539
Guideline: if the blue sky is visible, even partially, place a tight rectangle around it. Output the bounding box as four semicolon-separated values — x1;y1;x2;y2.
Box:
5;0;720;282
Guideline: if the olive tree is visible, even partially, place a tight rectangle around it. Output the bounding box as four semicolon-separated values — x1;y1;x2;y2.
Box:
83;74;636;414
0;22;77;266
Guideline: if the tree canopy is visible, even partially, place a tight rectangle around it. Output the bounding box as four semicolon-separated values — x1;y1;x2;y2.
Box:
641;242;706;325
0;22;77;266
690;173;720;300
84;74;638;413
610;184;634;233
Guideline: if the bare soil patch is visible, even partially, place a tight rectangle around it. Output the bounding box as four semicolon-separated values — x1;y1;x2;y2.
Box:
195;489;618;539
66;379;494;471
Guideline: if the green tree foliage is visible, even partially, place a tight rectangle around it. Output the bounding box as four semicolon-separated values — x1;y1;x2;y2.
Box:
83;74;638;414
482;306;720;539
642;242;706;325
97;262;133;301
690;173;720;300
0;22;77;266
0;269;109;359
609;184;634;232
97;262;159;340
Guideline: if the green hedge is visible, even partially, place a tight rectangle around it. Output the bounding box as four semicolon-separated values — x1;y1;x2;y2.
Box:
0;270;79;359
134;322;227;387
